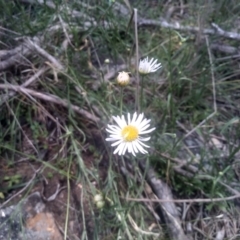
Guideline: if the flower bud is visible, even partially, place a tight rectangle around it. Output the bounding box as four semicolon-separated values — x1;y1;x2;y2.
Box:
93;194;105;209
116;71;130;86
96;200;105;209
94;194;103;202
104;59;110;64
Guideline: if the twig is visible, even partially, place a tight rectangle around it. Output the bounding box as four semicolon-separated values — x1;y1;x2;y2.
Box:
211;43;240;56
120;164;161;223
41;183;66;202
139;18;240;41
160;152;198;173
22;67;49;87
113;2;240;41
139;160;190;240
27;38;64;71
0;41;33;71
161;151;240;199
0;45;27;61
126;192;240;203
127;214;160;237
58;14;74;51
17;1;240;43
0;84;100;123
0;66;49;106
0;26;21;37
0;37;64;72
19;0;56;8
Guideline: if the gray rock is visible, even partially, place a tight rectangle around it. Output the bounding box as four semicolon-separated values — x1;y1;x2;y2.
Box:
0;192;62;240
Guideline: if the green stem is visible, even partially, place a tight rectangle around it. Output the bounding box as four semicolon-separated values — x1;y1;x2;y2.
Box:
134;9;140;113
120;87;123;115
140;75;144;112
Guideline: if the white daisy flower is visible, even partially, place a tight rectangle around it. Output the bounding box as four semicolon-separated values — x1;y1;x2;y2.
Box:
139;57;162;74
106;112;155;156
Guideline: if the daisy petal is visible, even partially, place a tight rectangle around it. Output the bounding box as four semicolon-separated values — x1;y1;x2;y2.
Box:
139;57;162;74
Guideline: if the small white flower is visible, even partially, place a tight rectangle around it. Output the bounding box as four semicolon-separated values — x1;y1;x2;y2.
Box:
104;58;110;64
139;57;162;74
106;112;155;156
116;71;130;86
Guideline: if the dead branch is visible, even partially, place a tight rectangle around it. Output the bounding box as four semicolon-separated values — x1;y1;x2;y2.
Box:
138;18;240;41
0;84;100;123
113;2;240;42
0;37;64;72
26;38;64;71
19;0;56;8
16;1;240;44
211;43;240;56
0;66;49;106
139;160;190;240
0;45;27;61
0;40;33;71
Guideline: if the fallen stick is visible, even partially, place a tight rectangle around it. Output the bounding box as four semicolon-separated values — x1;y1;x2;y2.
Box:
114;2;240;41
0;84;100;123
139;160;190;240
138;18;240;40
0;37;64;72
0;66;49;106
0;41;32;71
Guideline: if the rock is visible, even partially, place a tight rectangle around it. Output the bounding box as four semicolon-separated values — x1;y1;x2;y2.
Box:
20;212;63;240
0;192;63;240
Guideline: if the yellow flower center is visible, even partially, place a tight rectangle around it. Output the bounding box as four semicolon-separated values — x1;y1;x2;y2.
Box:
121;125;139;142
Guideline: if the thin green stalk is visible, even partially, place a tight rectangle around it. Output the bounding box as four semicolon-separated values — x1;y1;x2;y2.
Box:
134;8;140;113
120;87;123;115
64;157;72;240
140;75;144;112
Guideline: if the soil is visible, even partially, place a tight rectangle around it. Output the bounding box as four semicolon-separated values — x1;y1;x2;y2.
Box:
0;124;107;239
